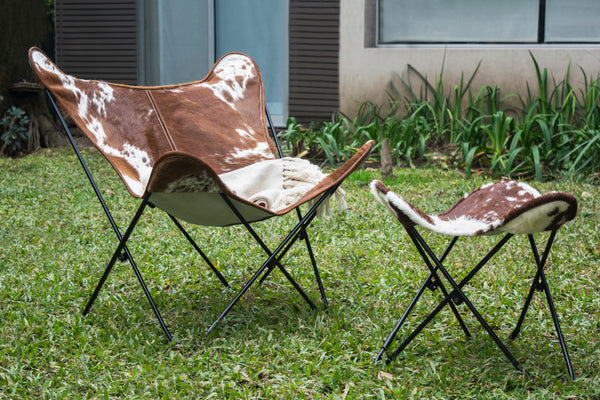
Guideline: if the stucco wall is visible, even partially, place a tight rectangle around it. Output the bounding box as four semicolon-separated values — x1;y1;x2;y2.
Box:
340;0;600;117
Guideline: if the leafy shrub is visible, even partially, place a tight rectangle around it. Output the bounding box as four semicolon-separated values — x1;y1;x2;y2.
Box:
1;106;30;156
281;54;600;182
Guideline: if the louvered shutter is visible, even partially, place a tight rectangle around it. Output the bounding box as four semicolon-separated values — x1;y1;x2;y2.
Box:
289;0;340;124
55;0;137;84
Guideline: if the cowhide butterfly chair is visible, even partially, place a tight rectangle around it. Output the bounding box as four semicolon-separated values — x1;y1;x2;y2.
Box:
370;179;577;378
28;47;374;340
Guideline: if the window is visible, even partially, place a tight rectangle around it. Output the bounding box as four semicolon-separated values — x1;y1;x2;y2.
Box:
139;0;214;85
377;0;600;45
215;0;288;124
139;0;288;125
545;1;600;42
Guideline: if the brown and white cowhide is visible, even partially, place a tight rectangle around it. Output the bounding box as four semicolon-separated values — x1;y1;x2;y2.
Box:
29;47;375;226
370;179;577;236
29;47;278;198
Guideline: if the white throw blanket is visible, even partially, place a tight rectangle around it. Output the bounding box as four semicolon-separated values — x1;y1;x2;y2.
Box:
219;157;346;217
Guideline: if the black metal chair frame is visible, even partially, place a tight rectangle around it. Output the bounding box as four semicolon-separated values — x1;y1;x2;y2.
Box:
46;89;332;340
375;225;574;379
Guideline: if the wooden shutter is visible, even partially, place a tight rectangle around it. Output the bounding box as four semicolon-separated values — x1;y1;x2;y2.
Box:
289;0;340;124
55;0;137;84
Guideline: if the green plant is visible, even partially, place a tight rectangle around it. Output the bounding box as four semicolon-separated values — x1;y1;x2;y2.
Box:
281;117;365;167
0;106;30;156
483;111;515;175
389;54;481;141
390;53;600;182
283;54;600;182
559;128;600;180
556;68;600;180
315;120;356;166
281;117;314;157
392;106;431;168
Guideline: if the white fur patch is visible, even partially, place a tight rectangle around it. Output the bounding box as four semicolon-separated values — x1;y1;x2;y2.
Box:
370;180;566;237
32;49;152;197
196;54;255;110
382;188;492;236
224;142;276;164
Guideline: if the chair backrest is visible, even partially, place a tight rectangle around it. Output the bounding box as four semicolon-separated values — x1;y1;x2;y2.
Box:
28;47;279;197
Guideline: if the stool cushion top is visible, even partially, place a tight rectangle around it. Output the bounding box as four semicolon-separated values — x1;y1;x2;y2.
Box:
370;179;577;236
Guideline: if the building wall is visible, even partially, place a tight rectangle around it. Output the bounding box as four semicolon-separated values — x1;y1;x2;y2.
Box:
340;0;600;117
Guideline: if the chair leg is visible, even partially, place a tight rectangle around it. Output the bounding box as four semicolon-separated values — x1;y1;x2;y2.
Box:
412;229;528;376
257;202;332;308
168;214;230;288
379;229;529;376
207;193;331;334
49;90;173;339
83;195;173;341
220;194;317;304
375;236;465;363
206;221;310;335
296;208;328;306
510;231;574;379
254;227;319;311
48;89;125;246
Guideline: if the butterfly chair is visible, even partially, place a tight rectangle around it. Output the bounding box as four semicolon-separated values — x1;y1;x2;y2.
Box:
28;47;374;340
370;179;577;378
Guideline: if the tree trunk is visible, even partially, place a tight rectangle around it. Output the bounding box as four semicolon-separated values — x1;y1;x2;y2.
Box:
381;137;393;180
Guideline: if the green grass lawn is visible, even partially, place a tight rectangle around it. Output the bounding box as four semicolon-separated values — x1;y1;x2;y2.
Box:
1;147;599;399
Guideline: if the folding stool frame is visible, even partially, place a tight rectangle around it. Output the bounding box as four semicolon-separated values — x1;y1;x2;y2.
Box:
374;225;574;379
46;88;330;340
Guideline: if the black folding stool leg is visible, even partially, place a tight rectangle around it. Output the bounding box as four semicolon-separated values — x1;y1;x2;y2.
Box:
47;89;173;341
410;228;528;376
384;232;511;363
387;233;515;365
374;236;468;363
408;232;472;337
510;230;574;379
378;227;529;376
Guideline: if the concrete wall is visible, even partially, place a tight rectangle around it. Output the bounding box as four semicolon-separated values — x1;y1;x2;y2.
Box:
340;0;600;117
